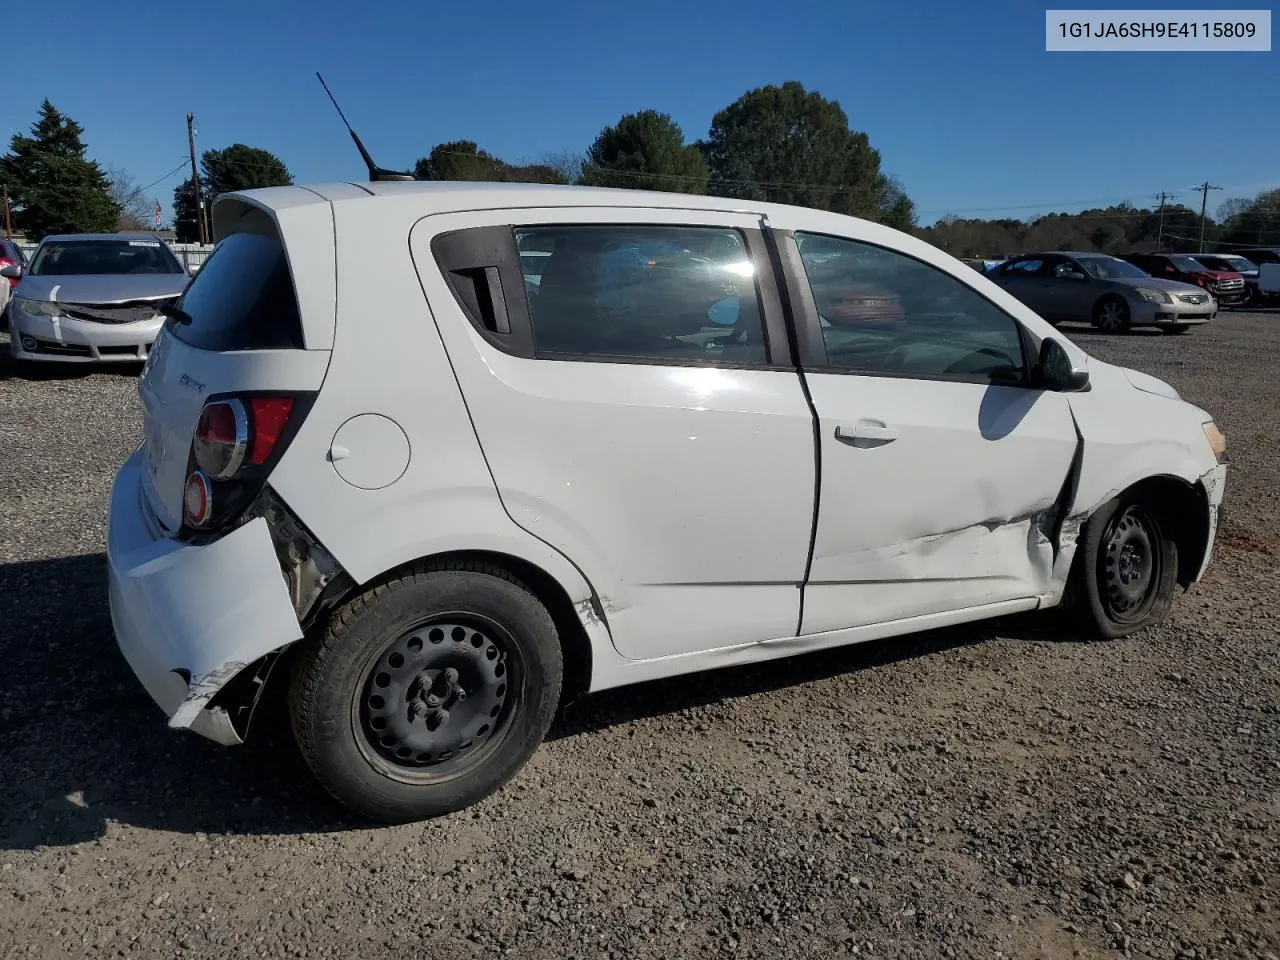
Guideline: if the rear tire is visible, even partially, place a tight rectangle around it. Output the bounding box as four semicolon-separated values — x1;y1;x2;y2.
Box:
1066;496;1178;640
289;561;563;823
1093;296;1131;333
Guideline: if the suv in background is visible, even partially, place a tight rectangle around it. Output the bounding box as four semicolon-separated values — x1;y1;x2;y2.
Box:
1234;248;1280;306
1118;252;1248;307
1190;253;1262;304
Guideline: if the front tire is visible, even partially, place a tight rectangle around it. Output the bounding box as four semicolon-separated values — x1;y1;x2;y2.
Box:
289;561;563;823
1093;296;1131;333
1068;496;1178;639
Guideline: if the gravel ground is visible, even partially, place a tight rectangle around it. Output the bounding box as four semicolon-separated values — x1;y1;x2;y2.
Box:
1;314;1277;960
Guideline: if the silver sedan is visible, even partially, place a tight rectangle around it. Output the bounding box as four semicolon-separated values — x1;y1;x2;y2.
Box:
987;251;1216;334
2;233;193;363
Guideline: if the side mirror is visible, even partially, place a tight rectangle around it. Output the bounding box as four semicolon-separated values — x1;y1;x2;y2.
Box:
0;264;22;280
187;263;201;277
1034;338;1090;392
707;296;740;326
1060;270;1086;281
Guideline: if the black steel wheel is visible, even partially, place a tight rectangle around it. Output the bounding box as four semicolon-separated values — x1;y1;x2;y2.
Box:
1098;504;1164;625
355;617;520;782
290;561;562;823
1066;495;1178;639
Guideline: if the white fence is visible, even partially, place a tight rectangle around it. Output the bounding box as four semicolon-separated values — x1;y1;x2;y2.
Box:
15;241;216;271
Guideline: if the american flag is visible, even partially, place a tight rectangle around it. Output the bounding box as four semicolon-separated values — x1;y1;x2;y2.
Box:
153;200;162;230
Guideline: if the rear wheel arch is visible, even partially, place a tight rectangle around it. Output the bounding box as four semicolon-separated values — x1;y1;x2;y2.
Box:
315;549;595;706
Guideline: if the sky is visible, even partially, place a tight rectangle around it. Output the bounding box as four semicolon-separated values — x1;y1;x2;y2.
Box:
5;0;1278;228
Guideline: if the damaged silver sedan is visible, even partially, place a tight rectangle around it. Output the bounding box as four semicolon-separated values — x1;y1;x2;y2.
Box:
3;233;192;363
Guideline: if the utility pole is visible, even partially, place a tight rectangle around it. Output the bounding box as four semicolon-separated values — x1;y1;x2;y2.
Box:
186;113;206;245
2;184;11;239
1153;191;1175;253
1192;180;1221;252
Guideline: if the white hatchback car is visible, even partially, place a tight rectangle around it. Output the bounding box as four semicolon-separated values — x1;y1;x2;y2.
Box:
107;182;1228;823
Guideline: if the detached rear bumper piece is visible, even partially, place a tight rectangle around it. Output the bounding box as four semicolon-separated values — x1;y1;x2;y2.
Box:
106;451;303;745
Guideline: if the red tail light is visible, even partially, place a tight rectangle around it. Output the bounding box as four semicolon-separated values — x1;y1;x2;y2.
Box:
184;394;304;530
247;397;295;465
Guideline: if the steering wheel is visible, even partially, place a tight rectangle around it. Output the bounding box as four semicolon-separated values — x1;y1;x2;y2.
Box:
943;346;1015;375
882;346;911;371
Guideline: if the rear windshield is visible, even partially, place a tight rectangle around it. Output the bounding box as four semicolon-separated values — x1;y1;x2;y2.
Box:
171;232;304;351
30;239;183;276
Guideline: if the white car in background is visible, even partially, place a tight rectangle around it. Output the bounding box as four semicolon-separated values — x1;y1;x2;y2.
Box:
107;182;1228;823
4;233;192;363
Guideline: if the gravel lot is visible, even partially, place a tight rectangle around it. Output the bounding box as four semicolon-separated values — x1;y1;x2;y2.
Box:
1;314;1277;960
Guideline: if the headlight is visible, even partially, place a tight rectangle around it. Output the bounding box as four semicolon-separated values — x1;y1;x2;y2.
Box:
13;297;61;318
1133;287;1170;304
1202;421;1228;463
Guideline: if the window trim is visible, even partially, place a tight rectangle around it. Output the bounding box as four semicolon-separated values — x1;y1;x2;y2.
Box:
433;221;795;371
776;229;1036;388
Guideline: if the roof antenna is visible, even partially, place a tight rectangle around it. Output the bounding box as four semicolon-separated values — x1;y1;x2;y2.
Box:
316;72;415;182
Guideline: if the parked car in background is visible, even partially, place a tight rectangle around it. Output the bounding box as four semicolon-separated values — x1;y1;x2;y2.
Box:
1189;253;1262;304
988;251;1215;333
1232;248;1280;306
109;182;1226;823
0;238;28;329
1117;252;1248;307
2;234;191;364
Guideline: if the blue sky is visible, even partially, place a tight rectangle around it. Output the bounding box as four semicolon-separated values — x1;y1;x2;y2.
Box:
5;0;1277;227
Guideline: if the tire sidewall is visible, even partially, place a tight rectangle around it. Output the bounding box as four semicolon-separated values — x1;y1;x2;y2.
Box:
291;570;563;823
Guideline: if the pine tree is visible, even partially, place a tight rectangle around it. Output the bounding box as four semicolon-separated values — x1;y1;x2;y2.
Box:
0;100;119;239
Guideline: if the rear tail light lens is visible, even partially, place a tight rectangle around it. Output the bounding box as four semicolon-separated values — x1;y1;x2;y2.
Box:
194;399;248;479
184;471;213;527
184;393;306;532
247;397;295;465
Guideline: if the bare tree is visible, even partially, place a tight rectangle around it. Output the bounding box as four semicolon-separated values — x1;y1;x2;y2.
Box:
1216;196;1251;223
105;165;157;232
541;150;586;185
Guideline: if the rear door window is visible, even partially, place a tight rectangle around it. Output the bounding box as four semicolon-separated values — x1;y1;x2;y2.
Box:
171;232;305;351
514;225;769;365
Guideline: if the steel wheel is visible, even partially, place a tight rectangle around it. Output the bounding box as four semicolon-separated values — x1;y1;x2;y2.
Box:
1099;505;1164;625
1096;298;1129;333
353;615;523;784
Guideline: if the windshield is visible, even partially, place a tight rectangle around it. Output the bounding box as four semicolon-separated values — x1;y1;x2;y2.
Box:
30;239;184;277
1077;256;1149;280
1218;256;1257;272
1170;255;1207;273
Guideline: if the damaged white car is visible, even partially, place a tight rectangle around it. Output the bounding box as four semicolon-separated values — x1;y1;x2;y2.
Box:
107;180;1228;823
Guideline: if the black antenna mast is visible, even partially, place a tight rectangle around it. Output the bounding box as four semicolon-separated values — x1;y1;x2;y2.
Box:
316;72;415;182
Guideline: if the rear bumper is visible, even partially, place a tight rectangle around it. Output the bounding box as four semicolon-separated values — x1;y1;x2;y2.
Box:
9;309;162;362
107;450;303;745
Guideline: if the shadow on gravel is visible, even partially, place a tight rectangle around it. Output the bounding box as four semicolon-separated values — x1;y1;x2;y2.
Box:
0;552;1080;850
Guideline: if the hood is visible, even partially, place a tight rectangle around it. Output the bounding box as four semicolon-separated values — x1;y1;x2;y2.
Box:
1110;276;1206;295
1198;270;1243;282
14;273;189;305
1120;365;1181;401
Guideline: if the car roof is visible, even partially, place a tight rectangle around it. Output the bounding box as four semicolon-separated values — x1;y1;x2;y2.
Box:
38;232;168;243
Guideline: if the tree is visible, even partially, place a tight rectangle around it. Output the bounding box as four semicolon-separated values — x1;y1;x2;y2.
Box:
105;165;157;232
700;81;911;225
1217;188;1280;248
172;143;293;242
0;100;119;239
414;141;505;181
579;110;708;193
413;141;568;184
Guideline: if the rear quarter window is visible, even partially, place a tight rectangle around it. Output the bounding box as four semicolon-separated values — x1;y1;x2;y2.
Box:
171;232;304;351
